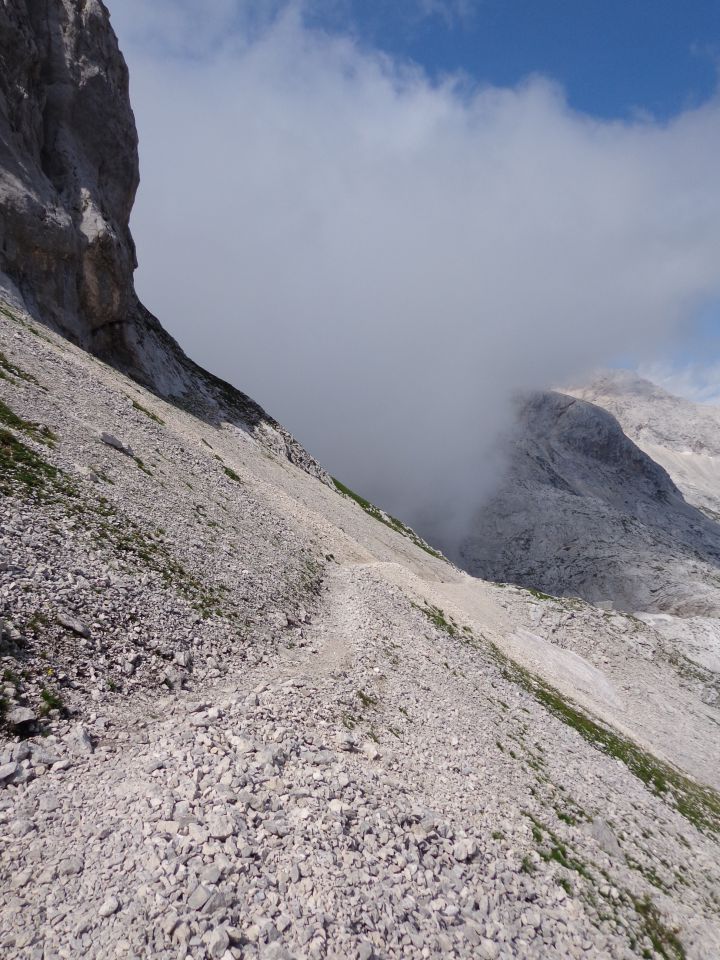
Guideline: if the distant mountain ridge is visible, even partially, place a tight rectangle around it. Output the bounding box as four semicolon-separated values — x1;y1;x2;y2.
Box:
567;370;720;521
460;388;720;615
568;371;720;457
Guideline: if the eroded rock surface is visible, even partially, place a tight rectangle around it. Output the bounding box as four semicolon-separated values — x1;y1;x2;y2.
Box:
0;0;327;481
0;0;138;353
461;391;720;615
1;301;719;960
568;370;720;520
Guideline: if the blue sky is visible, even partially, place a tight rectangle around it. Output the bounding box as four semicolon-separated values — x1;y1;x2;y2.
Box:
306;0;720;120
305;0;720;386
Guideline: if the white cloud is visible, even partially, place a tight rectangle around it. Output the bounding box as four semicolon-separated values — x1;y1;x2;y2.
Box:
109;1;720;553
638;361;720;406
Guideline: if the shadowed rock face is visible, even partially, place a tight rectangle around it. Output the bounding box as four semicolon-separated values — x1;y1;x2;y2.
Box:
0;0;139;353
460;391;720;615
567;371;720;521
0;0;328;480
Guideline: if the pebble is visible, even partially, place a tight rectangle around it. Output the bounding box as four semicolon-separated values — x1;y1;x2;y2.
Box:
99;896;119;918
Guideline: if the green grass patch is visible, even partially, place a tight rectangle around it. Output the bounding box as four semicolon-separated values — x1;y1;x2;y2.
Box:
416;602;460;637
0;350;38;385
131;399;165;425
543;842;592;878
626;857;670;893
332;477;444;559
0;302;54;343
0;398;56;446
490;642;720;836
357;689;378;709
26;611;52;634
39;687;64;716
526;587;556;601
632;895;685;960
660;647;720;702
223;465;243;484
86;496;228;617
0;428;63;496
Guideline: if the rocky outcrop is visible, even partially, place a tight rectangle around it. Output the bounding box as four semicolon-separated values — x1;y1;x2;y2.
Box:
0;0;138;352
460;391;720;614
568;370;720;458
567;371;720;520
0;0;327;479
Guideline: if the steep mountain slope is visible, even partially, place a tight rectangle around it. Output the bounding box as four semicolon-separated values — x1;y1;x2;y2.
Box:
2;299;720;960
1;3;720;959
460;391;720;616
567;371;720;521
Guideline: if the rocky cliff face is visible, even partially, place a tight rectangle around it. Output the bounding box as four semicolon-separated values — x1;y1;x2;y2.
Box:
0;0;139;356
567;371;720;521
460;391;720;615
0;0;326;478
568;371;720;458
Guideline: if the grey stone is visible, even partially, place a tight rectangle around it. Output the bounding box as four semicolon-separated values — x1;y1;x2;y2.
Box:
7;706;36;733
12;818;36;837
57;611;91;638
64;725;94;756
453;840;478;863
99;895;119;917
0;761;18;783
188;884;212;911
205;926;230;958
582;819;623;859
207;815;235;840
200;863;222;885
100;433;134;458
58;856;84;876
361;743;381;761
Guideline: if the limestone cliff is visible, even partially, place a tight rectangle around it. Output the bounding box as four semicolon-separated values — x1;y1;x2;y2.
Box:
0;0;326;478
461;391;720;615
0;0;139;356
